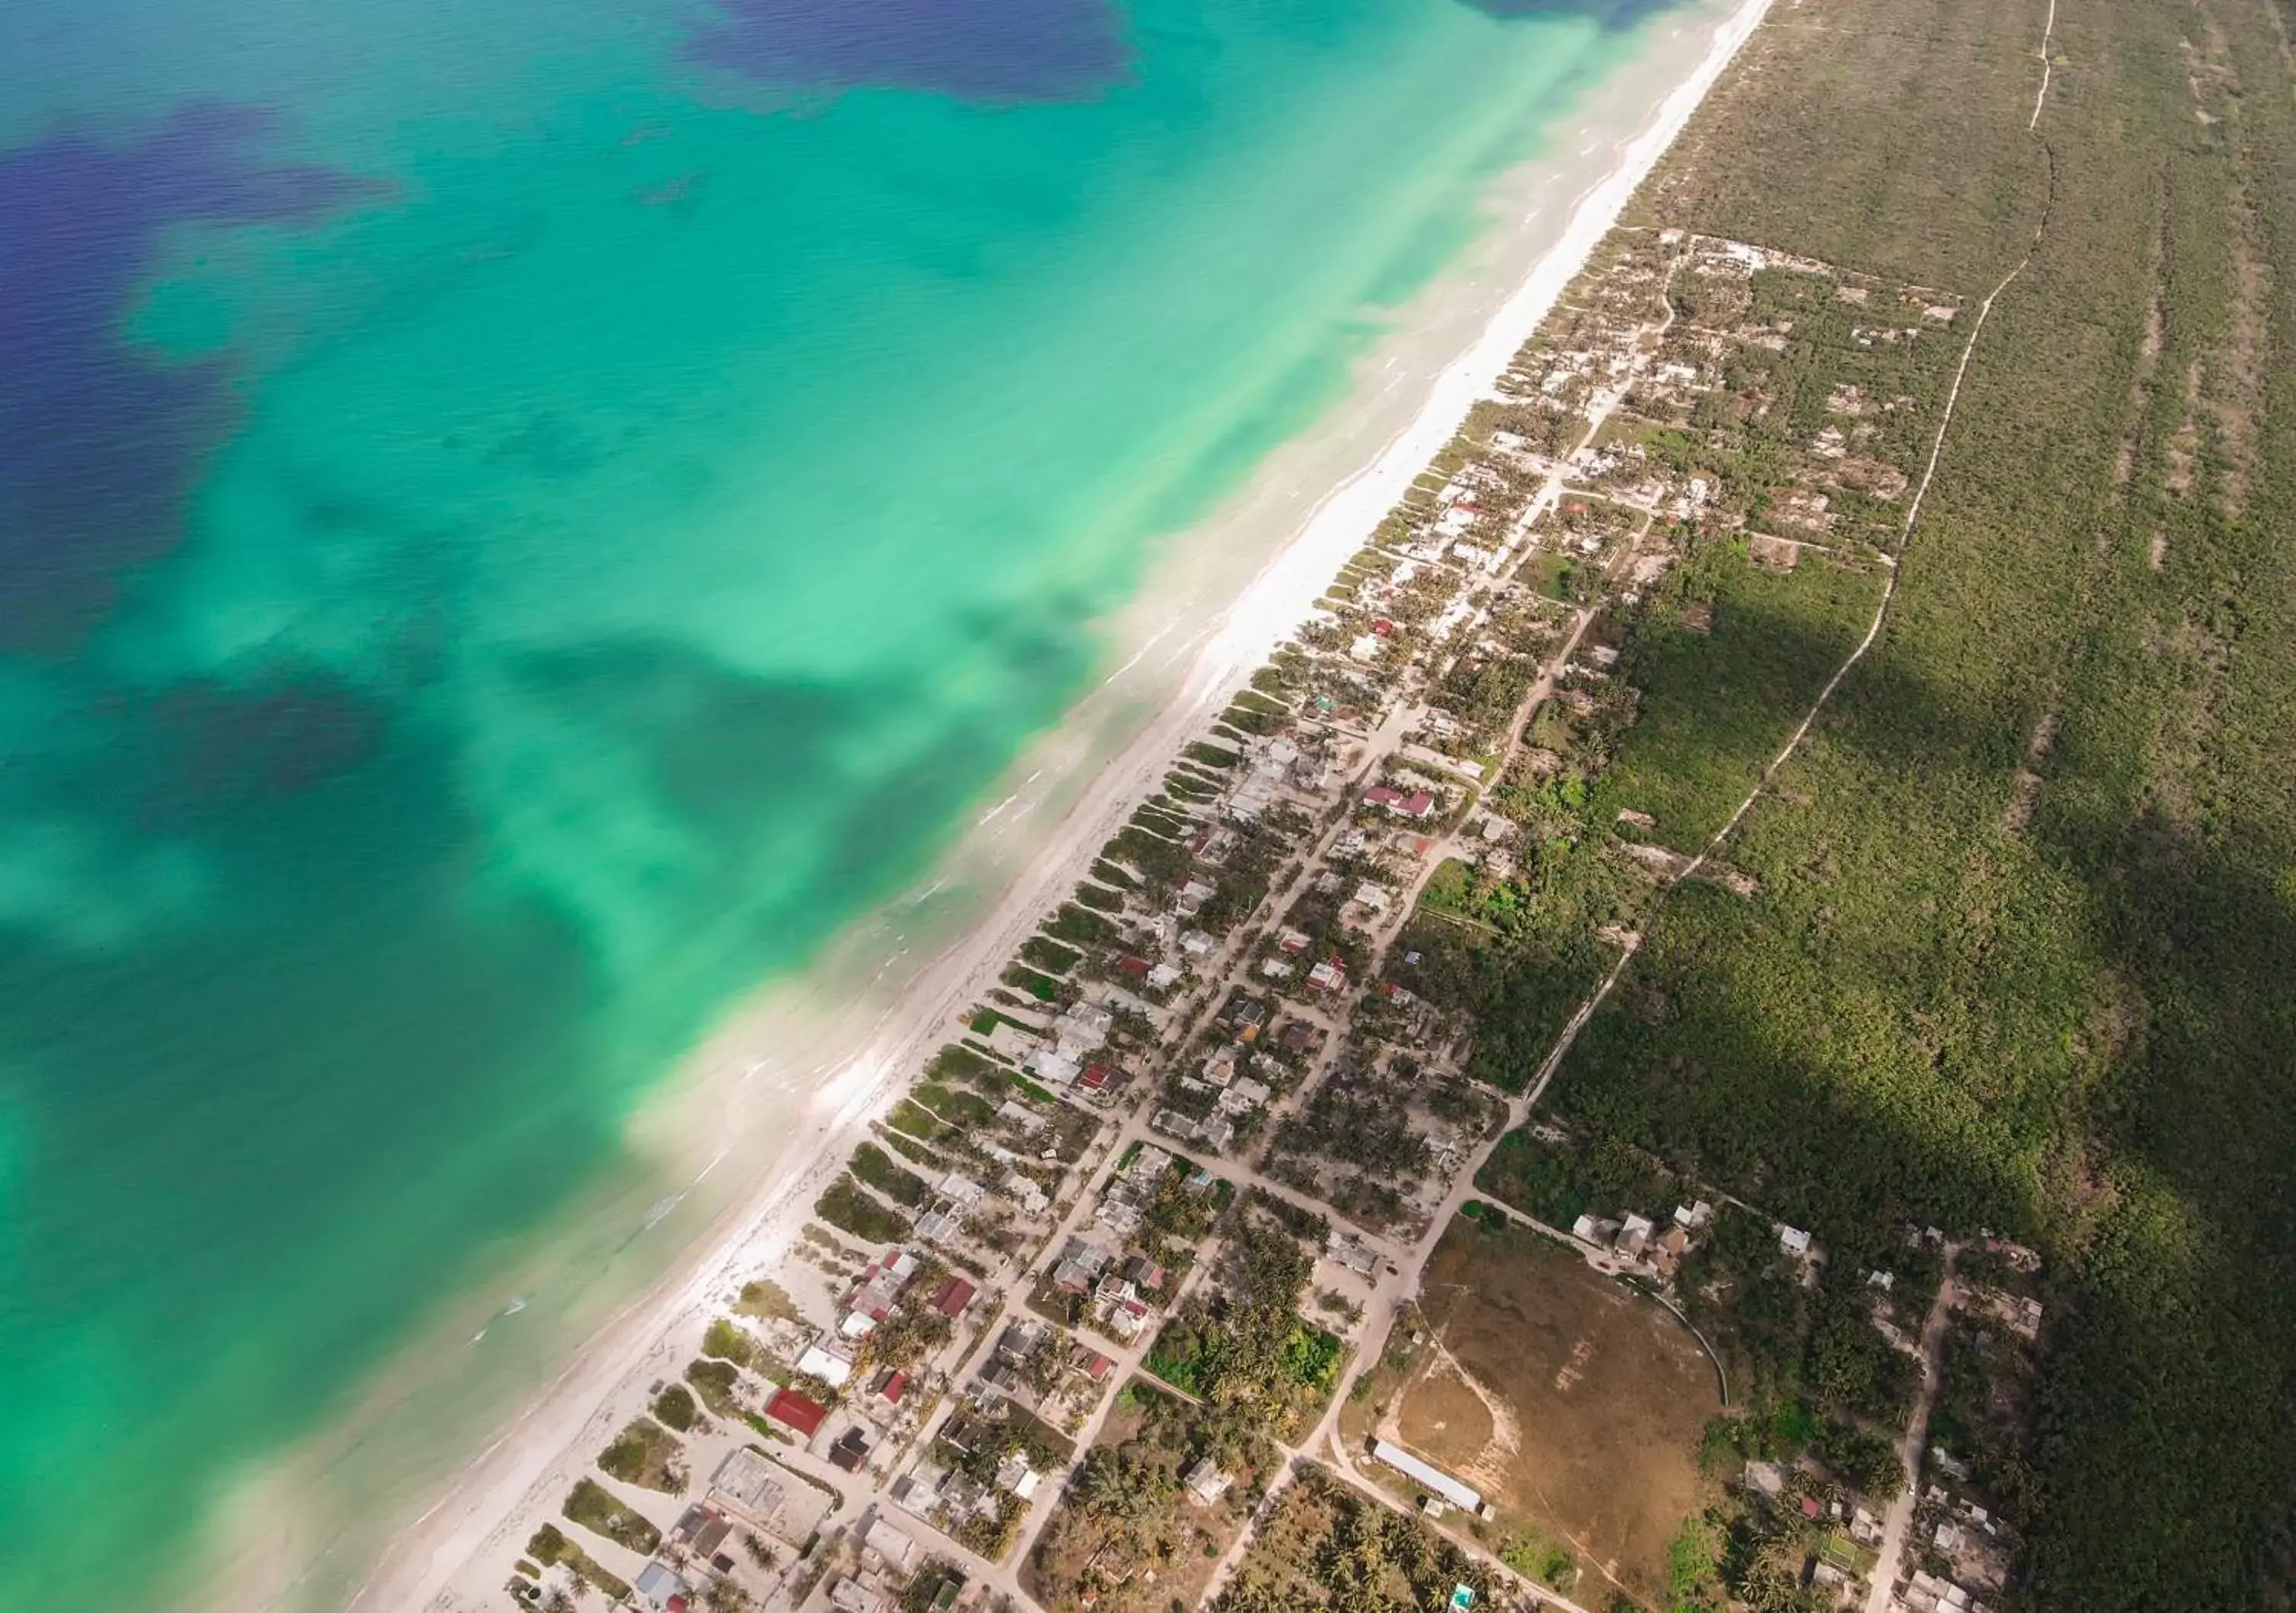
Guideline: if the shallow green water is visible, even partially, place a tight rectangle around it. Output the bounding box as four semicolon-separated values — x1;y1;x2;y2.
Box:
0;0;1677;1601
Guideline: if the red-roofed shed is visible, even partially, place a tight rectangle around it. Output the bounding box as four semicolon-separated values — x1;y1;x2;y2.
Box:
932;1276;977;1318
764;1389;829;1439
876;1368;908;1405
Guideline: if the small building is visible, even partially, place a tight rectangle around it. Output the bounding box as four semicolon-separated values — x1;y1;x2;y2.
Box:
1221;1077;1271;1112
1053;1241;1114;1295
1025;1047;1081;1087
1075;1349;1116;1383
1368;1439;1484;1514
996;1100;1047;1133
633;1562;690;1612
709;1447;799;1536
862;1514;918;1572
829;1579;887;1613
796;1338;856;1390
764;1389;830;1439
1183;1456;1234;1505
1616;1213;1655;1260
994;1455;1042;1500
1277;1021;1320;1054
829;1426;870;1473
1107;1295;1152;1341
876;1368;909;1406
1779;1225;1813;1259
931;1276;977;1318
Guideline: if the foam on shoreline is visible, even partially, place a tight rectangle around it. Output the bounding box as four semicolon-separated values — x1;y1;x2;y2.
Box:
200;3;1773;1605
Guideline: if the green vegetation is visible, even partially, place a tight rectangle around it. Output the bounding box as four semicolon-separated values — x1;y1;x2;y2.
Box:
814;1177;911;1242
597;1416;686;1494
1474;1126;1676;1229
1072;879;1126;912
913;1081;996;1128
925;1043;1003;1090
1029;1386;1265;1613
1183;740;1241;770
878;1128;942;1169
524;1524;631;1604
1089;857;1140;891
651;1383;698;1432
1144;1219;1336;1435
1593;543;1887;852
703;1317;762;1371
735;1277;797;1323
686;1358;743;1419
1211;1467;1492;1613
1000;963;1062;1001
1105;824;1192;888
1535;0;2296;1599
850;1142;930;1207
1045;902;1120;949
887;1097;951;1141
1024;936;1084;973
562;1477;660;1555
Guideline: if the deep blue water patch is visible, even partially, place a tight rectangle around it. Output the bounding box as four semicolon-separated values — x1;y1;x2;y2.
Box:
692;0;1131;101
0;105;383;650
1459;0;1685;25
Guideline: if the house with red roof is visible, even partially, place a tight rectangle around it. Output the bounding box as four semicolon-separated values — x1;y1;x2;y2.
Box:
931;1276;977;1318
764;1388;828;1439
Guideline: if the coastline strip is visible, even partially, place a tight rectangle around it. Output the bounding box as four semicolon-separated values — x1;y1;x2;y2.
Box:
334;3;1777;1606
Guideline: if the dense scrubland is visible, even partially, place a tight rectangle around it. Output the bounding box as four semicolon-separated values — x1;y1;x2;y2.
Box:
1536;0;2296;1605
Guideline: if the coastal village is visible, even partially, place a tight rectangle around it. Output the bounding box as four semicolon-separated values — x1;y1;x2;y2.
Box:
485;223;2043;1613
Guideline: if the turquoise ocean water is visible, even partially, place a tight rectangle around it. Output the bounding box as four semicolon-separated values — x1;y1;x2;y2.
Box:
0;0;1688;1603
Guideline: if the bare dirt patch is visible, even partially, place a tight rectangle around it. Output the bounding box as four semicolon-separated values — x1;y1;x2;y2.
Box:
1398;1218;1719;1605
1747;533;1804;571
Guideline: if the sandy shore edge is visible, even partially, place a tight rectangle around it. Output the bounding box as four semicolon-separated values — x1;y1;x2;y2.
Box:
325;2;1774;1604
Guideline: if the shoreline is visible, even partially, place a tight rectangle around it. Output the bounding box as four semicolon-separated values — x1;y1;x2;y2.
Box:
217;2;1773;1605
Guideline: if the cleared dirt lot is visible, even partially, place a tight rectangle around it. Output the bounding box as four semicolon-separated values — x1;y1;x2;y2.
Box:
1390;1216;1720;1604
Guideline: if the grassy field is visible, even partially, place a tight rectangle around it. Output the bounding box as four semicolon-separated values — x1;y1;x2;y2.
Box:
1353;1217;1717;1608
1542;0;2296;1605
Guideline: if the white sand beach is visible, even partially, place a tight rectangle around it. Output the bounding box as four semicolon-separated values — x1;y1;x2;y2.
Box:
200;2;1772;1605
